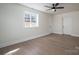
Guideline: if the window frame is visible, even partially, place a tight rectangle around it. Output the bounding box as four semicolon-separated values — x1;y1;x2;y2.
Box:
24;11;39;28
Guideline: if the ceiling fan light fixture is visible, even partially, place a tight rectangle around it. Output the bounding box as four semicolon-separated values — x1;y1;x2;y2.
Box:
52;9;55;11
52;9;56;12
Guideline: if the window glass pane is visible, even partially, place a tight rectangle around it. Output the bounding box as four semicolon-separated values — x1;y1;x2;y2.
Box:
31;14;36;23
30;14;37;27
24;13;31;27
25;14;30;22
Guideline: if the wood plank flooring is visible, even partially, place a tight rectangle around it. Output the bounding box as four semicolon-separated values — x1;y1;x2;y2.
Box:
0;33;79;55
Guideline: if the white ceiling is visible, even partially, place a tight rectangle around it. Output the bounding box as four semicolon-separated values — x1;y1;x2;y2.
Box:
20;3;79;14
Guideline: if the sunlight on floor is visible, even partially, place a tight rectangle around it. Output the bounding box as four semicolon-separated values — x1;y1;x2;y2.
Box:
75;46;79;49
4;48;20;55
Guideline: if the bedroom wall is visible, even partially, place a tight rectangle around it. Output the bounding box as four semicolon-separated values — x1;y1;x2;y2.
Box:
0;3;51;48
63;11;79;37
51;11;79;37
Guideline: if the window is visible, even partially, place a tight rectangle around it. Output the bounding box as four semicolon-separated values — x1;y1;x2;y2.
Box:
24;12;39;28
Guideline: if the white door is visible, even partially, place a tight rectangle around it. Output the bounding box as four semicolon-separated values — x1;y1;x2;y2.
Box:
63;15;72;35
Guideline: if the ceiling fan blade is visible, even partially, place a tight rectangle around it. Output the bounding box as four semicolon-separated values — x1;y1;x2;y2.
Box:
52;4;55;7
44;6;52;8
55;3;59;6
55;7;64;9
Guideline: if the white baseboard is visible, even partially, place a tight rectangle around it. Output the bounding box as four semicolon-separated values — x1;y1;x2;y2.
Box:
0;32;50;48
52;32;63;35
52;32;79;37
70;34;79;37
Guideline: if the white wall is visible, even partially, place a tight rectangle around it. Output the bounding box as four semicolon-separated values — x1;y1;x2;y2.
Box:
0;3;51;48
51;11;79;37
63;11;79;36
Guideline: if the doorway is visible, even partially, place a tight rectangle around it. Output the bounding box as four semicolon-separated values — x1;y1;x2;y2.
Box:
62;14;72;35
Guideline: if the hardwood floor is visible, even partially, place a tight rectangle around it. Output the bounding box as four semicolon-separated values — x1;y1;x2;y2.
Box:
0;33;79;55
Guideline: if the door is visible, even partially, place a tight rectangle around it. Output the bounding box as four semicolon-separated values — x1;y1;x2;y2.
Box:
63;15;72;35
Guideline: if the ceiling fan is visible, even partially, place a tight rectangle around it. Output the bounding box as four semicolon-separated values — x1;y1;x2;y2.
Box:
45;3;64;12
